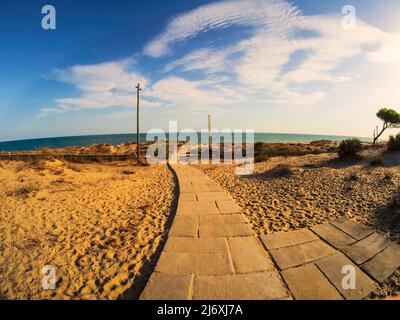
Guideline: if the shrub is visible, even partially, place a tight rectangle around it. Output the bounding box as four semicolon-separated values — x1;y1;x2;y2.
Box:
254;142;272;163
6;186;35;197
387;133;400;152
51;178;66;184
370;156;384;167
121;170;135;175
383;170;394;181
255;154;269;163
338;139;362;158
347;173;358;182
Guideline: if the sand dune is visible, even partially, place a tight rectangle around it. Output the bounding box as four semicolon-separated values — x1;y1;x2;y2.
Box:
0;159;175;299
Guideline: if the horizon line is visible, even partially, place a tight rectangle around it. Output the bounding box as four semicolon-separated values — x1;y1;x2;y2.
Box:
0;131;373;144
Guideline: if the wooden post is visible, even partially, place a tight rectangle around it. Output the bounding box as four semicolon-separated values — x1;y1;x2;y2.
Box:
208;115;211;159
136;83;142;164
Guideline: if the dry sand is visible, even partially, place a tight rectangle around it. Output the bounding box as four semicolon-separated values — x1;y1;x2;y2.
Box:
197;148;400;298
0;159;176;300
2;144;399;299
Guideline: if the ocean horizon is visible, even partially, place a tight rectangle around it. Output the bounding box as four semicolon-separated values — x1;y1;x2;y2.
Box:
0;132;372;152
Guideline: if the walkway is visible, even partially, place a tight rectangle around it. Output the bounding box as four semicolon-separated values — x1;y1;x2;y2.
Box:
140;165;400;300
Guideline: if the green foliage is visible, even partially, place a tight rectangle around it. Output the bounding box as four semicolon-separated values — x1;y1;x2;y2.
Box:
387;133;400;152
338;139;362;158
377;108;400;124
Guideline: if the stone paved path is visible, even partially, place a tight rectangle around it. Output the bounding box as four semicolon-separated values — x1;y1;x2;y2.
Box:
140;164;290;300
140;165;400;300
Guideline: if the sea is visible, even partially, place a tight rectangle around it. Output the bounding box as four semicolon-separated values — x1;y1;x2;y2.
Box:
0;133;371;152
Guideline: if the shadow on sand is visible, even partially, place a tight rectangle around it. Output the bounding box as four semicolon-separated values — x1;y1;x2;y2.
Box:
371;186;400;241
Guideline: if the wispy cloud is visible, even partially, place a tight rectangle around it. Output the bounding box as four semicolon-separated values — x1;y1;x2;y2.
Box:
144;76;247;111
144;0;303;57
40;59;158;116
163;47;235;74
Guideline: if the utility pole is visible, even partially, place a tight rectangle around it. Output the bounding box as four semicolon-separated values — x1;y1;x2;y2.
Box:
136;83;142;164
208;115;211;159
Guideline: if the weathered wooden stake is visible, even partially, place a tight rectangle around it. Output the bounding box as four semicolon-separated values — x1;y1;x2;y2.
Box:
136;83;142;164
208;115;212;159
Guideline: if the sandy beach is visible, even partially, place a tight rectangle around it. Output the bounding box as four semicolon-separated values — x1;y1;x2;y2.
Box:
0;159;176;299
197;146;400;298
1;142;400;299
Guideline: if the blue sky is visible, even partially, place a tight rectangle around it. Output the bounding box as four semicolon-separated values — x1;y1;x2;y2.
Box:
1;0;400;141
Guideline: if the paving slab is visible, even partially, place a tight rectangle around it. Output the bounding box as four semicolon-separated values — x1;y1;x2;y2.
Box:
172;215;198;225
140;273;193;300
342;233;391;265
155;252;196;274
200;223;254;237
178;172;207;178
178;179;195;185
269;240;337;270
199;214;247;225
196;192;231;202
169;216;198;237
156;252;233;275
260;229;319;250
311;223;357;249
216;200;241;214
282;264;343;300
228;236;275;273
316;252;376;300
197;253;234;275
164;237;229;255
164;237;197;253
193;271;290;300
204;183;224;192
177;201;219;216
362;243;400;283
179;193;197;202
180;184;213;193
197;238;229;254
330;218;374;240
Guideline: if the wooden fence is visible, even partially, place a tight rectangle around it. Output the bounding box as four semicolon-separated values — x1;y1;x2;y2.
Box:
0;154;135;163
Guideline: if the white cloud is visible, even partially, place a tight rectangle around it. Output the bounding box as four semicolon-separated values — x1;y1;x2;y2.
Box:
40;59;158;116
38;107;66;117
52;59;147;93
144;76;246;110
144;0;302;57
163;47;235;74
280;15;384;84
367;33;400;63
